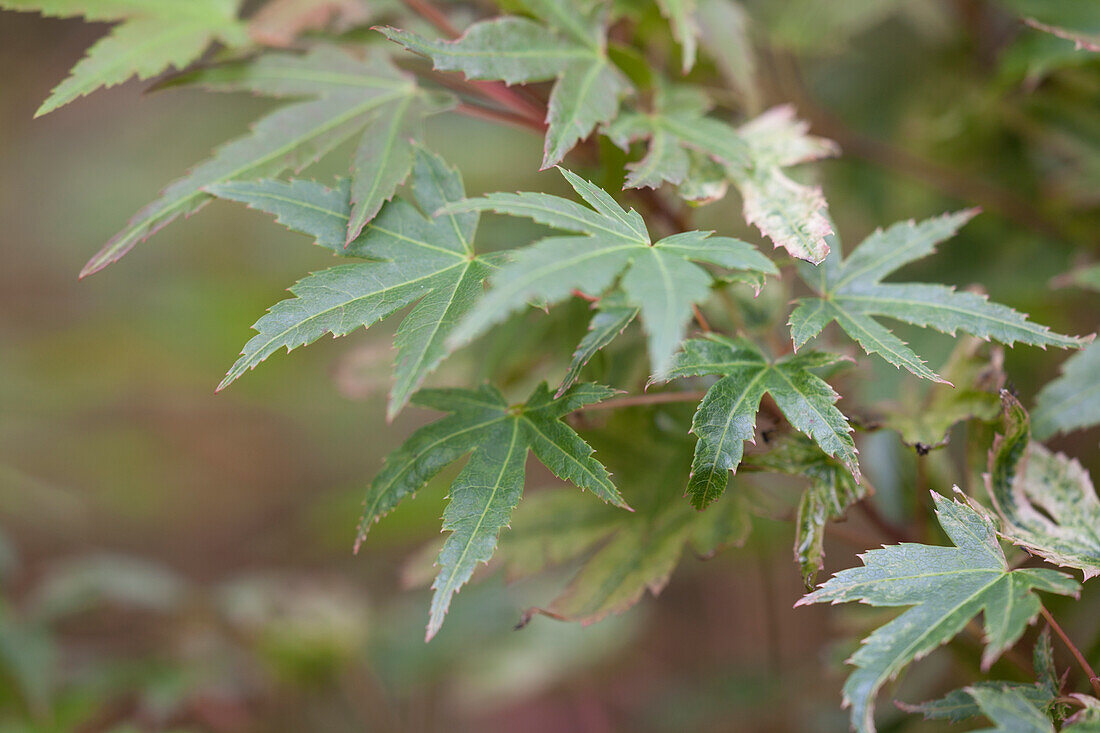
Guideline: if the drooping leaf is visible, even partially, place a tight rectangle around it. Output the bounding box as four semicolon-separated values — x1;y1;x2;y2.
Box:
2;0;249;117
743;434;867;587
658;335;859;508
501;405;750;624
790;210;1089;381
443;168;776;378
378;0;631;168
81;46;451;276
208;146;497;419
797;492;1079;733
606;87;838;262
1065;696;1100;730
558;291;639;395
355;381;625;639
1033;342;1100;440
982;392;1100;580
881;337;1005;450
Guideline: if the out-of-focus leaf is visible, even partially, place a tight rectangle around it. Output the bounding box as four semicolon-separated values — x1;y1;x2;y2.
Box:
659;335;858;509
744;435;867;588
1001;0;1100;52
444;168;775;378
1033;342;1100;440
790;210;1088;381
606;89;838;262
798;492;1079;733
379;0;631;168
982;392;1100;580
355;382;625;640
882;337;1005;450
655;0;698;73
965;685;1056;732
248;0;370;46
26;554;187;621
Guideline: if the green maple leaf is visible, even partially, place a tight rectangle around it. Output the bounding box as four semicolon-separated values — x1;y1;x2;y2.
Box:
656;335;858;509
81;46;451;276
798;491;1079;733
354;381;627;640
982;392;1100;580
789;210;1088;382
1033;342;1100;440
443;167;776;378
501;405;749;624
208;146;499;419
606;86;839;262
2;0;250;117
744;435;867;587
378;0;631;168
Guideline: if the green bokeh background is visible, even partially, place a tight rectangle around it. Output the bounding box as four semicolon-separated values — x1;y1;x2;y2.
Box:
1;2;1097;731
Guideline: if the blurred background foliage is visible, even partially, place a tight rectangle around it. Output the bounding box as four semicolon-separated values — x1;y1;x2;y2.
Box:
0;0;1098;731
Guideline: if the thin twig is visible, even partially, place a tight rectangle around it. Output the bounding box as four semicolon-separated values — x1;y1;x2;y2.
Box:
453;102;546;132
855;493;914;545
578;390;708;412
1041;605;1100;697
692;304;712;333
402;0;460;37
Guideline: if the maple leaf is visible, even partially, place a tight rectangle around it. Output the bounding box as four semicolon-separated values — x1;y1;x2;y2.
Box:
378;0;631;168
606;85;839;262
81;45;451;276
443;167;776;378
1033;342;1100;440
789;210;1089;381
744;434;867;587
657;335;859;508
354;381;626;640
797;491;1079;733
2;0;250;117
981;392;1100;580
208;146;500;419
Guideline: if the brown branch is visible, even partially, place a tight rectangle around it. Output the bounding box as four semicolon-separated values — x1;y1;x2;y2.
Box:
401;0;460;37
578;390;708;412
1041;605;1100;697
855;492;914;545
691;304;712;333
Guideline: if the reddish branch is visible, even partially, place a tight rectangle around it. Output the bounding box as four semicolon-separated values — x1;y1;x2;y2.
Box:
1041;605;1100;697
